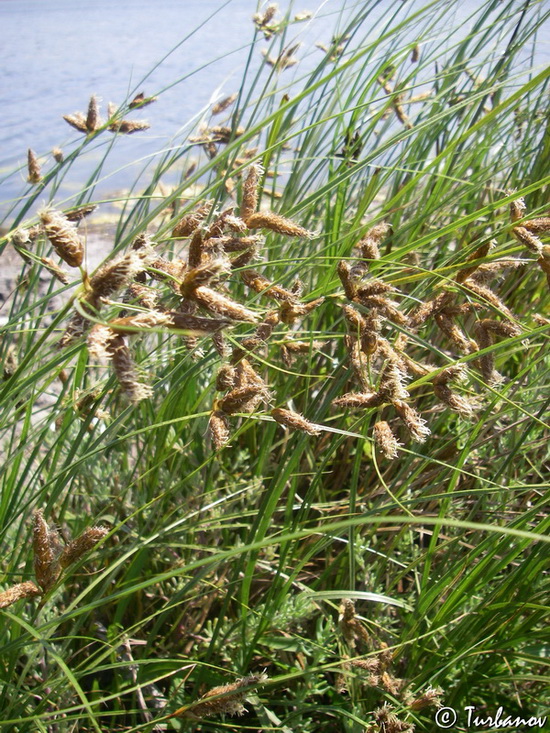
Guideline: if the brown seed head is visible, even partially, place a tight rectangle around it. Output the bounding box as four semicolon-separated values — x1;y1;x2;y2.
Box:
337;261;357;300
86;95;101;132
129;91;157;109
33;510;61;593
109;119;150;134
169;673;267;720
90;251;150;299
219;384;268;414
271;407;320;435
63;112;88;133
39;208;84;267
512;226;544;255
52;147;64;163
59;526;108;568
192;287;258;322
522;217;550;234
509;193;526;222
211;93;238;115
0;582;41;609
373;421;402;459
172;201;213;238
408;686;443;711
65;204;97;222
393;399;430;442
27;149;42;184
240;163;264;222
111;336;153;403
332;392;383;409
279;297;324;324
245;211;315;238
240;269;297;302
208;410;231;450
40;257;70;285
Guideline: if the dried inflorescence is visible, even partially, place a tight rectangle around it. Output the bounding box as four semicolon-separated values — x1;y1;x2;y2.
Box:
271;407;320;435
211;93;238;116
27;148;42;184
168;673;267;720
0;510;108;611
253;3;279;38
64;94;151;135
338;598;370;648
509;191;550;284
373;420;402;460
39;208;84;268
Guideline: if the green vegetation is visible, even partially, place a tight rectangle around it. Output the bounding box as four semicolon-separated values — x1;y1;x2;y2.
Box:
0;1;548;730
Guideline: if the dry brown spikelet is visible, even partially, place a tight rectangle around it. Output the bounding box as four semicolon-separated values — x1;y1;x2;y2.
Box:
373;421;402;459
59;526;108;568
172;201;213;238
109;119;150;134
245;211;315;238
393;399;430;442
408;291;454;329
219;385;268;414
0;581;41;609
38;257;69;285
211;93;238;115
111;336;153;403
65;204;97;222
337;261;357;299
462;278;514;320
90;251;149;299
454;240;495;283
509;193;526;222
240;268;297;302
216;365;237;391
168;673;267;720
473;319;521;384
86;95;101;132
27;148;42;184
522;217;550;234
192;286;258;322
240;163;264;222
434;311;478;354
356;222;391;261
333;392;383;409
408;686;443;710
378;360;410;401
33;510;61;593
271;407;320;435
52;147;64;163
208;410;231;449
129;91;157;109
512;226;544;256
59;305;97;349
125;282;160;310
374;703;414;733
63;112;88;133
279;297;324;324
39;208;84;267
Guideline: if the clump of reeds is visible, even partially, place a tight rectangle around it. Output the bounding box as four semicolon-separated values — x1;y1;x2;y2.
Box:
0;510;108;610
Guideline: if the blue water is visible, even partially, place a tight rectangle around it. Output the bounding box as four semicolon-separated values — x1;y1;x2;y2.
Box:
1;0;548;218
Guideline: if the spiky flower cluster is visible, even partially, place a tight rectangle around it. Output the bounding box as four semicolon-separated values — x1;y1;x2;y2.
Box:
19;167;544;455
168;673;268;720
0;510;108;610
63;93;152;135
